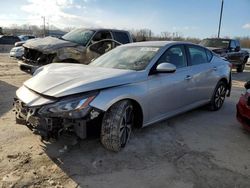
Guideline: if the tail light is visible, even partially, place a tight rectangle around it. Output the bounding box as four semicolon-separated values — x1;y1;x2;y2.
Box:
244;92;250;106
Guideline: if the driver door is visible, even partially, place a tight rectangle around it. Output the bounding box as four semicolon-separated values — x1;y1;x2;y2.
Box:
147;45;194;123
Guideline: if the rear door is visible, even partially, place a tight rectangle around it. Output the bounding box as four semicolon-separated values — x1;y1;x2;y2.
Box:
186;45;218;102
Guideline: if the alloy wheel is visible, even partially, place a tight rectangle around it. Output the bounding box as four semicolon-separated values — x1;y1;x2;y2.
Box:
120;105;133;147
214;84;226;109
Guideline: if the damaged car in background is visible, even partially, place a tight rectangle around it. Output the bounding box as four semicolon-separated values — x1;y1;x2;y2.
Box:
18;28;133;74
14;41;231;151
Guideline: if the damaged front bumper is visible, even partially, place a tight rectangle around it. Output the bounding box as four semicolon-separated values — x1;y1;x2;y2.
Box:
13;98;102;140
19;47;56;74
18;60;40;74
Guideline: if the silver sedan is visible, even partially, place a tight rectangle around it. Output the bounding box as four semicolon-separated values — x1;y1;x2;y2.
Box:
14;41;231;151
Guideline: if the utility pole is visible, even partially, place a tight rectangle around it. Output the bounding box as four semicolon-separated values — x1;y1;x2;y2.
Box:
42;16;46;37
47;18;49;36
217;0;224;38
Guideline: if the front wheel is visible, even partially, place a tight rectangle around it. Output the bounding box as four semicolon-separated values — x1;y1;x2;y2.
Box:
209;81;227;111
101;100;134;152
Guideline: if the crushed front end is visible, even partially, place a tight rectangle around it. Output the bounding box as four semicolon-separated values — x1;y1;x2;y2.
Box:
14;86;102;140
18;47;55;74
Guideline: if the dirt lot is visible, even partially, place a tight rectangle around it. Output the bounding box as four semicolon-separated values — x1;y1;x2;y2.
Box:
0;53;250;188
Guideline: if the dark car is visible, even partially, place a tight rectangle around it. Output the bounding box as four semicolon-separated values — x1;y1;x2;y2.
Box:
18;35;36;41
0;35;20;45
236;80;250;132
200;38;249;72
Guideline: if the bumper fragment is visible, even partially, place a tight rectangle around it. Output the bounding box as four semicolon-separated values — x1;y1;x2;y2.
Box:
18;60;39;74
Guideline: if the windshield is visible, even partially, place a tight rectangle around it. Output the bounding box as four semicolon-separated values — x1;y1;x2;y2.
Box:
200;39;230;48
62;29;95;46
90;46;160;71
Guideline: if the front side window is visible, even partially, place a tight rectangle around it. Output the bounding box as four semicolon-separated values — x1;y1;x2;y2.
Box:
90;46;160;71
92;31;112;42
157;45;187;68
188;45;209;66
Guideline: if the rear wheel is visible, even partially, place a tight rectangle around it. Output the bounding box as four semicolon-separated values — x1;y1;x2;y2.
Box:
209;81;227;111
236;64;245;73
101;100;134;152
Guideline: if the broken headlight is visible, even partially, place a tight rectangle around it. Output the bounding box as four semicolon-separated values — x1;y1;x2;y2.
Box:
38;92;98;119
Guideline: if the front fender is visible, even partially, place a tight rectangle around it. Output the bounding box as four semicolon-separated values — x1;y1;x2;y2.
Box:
55;46;85;63
90;82;149;123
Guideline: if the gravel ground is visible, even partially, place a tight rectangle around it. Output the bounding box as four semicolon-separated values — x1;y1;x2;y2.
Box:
0;53;250;188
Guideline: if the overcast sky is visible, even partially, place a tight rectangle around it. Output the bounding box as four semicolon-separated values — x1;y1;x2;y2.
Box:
0;0;249;38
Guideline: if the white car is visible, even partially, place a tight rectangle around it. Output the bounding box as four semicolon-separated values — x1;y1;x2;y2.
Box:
10;46;24;59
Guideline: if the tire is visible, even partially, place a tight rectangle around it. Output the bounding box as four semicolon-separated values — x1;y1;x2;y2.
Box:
101;100;134;152
209;81;227;111
236;64;245;73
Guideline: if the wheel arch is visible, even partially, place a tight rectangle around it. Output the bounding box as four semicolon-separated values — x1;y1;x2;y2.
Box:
217;77;231;97
92;96;144;129
107;98;144;128
219;77;228;85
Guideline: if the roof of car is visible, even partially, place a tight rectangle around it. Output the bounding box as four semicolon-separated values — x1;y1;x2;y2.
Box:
123;41;195;47
76;28;130;33
204;38;232;41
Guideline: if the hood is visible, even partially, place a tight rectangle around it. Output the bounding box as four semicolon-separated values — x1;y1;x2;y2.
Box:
24;63;144;98
23;36;78;53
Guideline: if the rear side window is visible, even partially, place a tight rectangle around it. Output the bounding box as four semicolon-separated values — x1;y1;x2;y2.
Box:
205;49;213;62
112;31;130;44
187;45;209;66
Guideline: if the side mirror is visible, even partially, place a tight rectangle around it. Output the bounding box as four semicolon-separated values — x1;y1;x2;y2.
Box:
245;81;250;90
235;46;240;52
156;63;176;73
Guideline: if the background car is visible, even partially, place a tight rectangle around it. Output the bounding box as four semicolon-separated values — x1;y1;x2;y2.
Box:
200;38;249;72
236;80;250;131
9;46;24;59
14;35;36;47
18;28;133;74
0;35;20;45
14;41;231;151
10;38;38;59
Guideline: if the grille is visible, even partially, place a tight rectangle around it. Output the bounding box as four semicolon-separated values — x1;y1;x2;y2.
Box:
23;48;43;61
23;47;54;65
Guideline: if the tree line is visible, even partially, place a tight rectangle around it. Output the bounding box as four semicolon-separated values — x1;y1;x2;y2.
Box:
1;25;250;48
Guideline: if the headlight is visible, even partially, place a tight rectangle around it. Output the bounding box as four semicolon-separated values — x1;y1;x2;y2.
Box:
39;93;98;118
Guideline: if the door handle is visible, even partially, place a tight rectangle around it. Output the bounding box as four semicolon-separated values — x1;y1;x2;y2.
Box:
213;67;217;71
185;75;192;80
